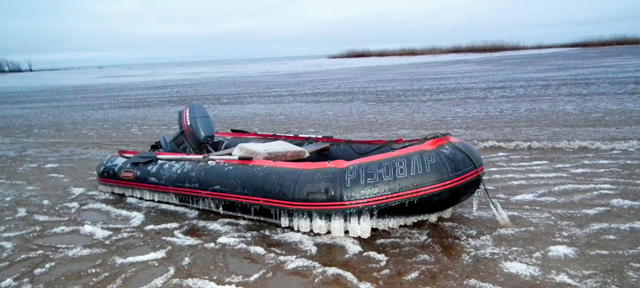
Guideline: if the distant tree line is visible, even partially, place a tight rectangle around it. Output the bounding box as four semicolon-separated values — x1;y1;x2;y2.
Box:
0;58;33;73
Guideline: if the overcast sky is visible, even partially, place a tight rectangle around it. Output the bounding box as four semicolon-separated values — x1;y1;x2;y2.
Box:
2;0;638;67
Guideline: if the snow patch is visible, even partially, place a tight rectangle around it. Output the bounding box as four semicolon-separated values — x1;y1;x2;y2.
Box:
500;261;541;278
144;223;180;230
34;262;56;275
15;208;27;218
170;278;240;288
114;247;170;265
82;203;145;227
33;214;68;221
547;245;578;258
58;247;107;258
126;197;198;218
272;232;317;255
465;279;502;288
140;267;175;288
69;187;86;198
610;199;640;208
362;251;388;266
473;140;640;150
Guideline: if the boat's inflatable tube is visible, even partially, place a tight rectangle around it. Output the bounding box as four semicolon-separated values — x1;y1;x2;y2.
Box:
97;133;484;237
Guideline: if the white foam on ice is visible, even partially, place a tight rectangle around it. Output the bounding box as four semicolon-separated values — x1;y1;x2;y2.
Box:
69;187;86;198
33;262;56;276
144;223;181;230
44;164;60;168
487;166;551;171
169;278;240;288
403;270;421;281
0;227;40;238
509;193;556;202
224;269;266;283
500;261;541;278
33;214;68;221
14;208;27;218
60;202;80;213
113;247;170;265
47;174;65;178
140;267;175;288
216;235;245;246
493;227;535;236
190;220;240;233
473;140;640;150
570;190;618;200
581;207;610;215
82;203;145;228
279;255;321;270
547;245;578;258
569;168;620;173
585;221;640;233
362;251;388;266
273;232;317;255
162;230;202;246
80;225;113;240
588;248;640;256
86;191;116;200
58;247;107;258
550;184;616;192
322;267;374;288
510;161;550;166
126;197;198;218
464;279;503;288
314;235;362;256
610;199;640;208
48;225;112;240
0;242;13;259
549;273;580;286
485;173;569;179
14;250;44;261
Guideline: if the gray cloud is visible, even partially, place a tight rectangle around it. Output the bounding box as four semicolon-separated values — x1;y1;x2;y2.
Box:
2;0;638;67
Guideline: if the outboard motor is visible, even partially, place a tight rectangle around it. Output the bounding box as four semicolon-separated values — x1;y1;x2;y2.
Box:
156;104;216;154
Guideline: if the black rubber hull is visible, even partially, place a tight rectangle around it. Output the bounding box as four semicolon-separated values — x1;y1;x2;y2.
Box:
97;136;484;236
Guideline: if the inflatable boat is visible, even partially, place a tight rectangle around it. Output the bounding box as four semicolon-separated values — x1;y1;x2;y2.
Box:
97;104;485;237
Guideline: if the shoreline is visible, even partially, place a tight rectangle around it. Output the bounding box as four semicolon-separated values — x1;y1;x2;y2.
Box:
328;36;640;59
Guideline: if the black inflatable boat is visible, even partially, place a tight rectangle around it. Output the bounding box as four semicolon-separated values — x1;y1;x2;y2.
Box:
97;104;485;237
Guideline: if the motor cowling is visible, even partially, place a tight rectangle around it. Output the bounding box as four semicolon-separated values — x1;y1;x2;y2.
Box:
157;104;216;154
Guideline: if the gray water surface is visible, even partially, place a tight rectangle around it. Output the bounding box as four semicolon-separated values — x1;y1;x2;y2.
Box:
1;47;639;287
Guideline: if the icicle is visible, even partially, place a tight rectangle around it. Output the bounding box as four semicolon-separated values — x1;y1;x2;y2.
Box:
489;200;512;226
330;212;344;237
280;211;289;228
428;213;439;223
312;213;329;234
293;212;299;231
299;213;311;232
347;214;360;237
473;188;482;214
442;208;452;219
359;212;371;238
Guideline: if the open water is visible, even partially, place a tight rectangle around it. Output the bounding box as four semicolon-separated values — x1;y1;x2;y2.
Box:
1;46;639;287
